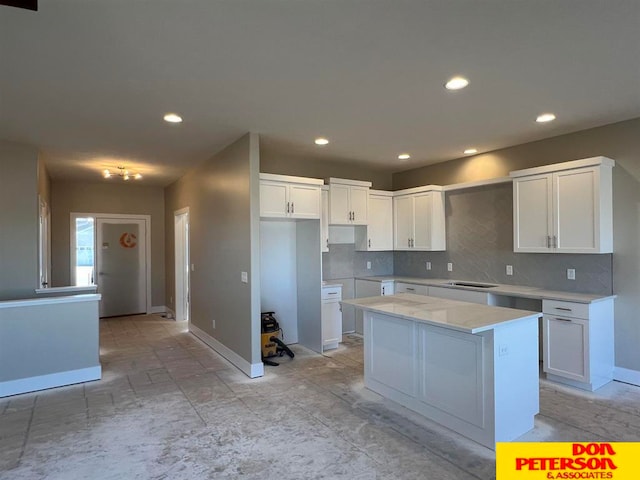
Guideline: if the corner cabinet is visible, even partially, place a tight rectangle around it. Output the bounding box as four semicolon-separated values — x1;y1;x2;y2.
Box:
510;157;614;253
355;190;394;251
393;186;446;251
260;173;323;220
327;178;371;225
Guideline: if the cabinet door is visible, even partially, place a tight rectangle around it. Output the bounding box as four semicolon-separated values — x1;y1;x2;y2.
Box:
553;167;598;253
260;181;288;218
513;174;553;252
322;301;342;349
321;189;329;252
428;286;489;304
396;282;429;295
543;315;589;383
394;196;414;250
413;192;433;250
289;184;320;219
368;195;393;250
350;186;369;225
329;184;351;224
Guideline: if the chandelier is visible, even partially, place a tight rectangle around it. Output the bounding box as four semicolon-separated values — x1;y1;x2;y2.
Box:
103;166;142;181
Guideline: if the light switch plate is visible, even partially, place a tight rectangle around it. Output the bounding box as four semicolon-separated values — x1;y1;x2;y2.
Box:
366;261;371;270
241;271;248;283
506;265;513;276
425;261;432;271
567;268;576;280
447;263;453;272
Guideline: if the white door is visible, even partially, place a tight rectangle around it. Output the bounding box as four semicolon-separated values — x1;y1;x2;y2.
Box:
368;195;393;250
413;192;433;250
96;218;147;317
289;184;321;219
513;174;553;252
175;209;190;322
394;196;414;250
554;167;598;252
350;186;369;225
543;315;589;383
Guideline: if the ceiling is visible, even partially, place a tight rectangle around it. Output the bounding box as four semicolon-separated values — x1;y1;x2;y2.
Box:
1;1;639;186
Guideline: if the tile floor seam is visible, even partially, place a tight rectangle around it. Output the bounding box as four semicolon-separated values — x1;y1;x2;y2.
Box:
16;402;35;468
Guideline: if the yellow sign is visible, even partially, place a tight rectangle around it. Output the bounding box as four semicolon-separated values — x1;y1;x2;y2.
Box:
497;442;640;480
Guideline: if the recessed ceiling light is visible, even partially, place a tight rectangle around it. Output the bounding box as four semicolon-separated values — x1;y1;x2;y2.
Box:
536;113;556;123
164;113;183;123
445;76;469;90
463;148;478;155
398;153;411;160
314;137;329;146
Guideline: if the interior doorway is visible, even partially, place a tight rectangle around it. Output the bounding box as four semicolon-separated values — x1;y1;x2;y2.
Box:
174;208;190;322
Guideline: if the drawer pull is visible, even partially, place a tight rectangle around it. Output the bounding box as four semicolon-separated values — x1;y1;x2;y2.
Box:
327;292;337;295
555;307;572;312
554;317;572;322
406;287;415;291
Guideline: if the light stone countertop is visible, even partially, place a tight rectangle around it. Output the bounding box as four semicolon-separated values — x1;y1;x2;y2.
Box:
341;293;540;334
0;293;102;309
353;276;615;304
321;282;343;289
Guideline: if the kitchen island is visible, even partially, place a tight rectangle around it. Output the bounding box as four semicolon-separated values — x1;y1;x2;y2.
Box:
342;293;541;449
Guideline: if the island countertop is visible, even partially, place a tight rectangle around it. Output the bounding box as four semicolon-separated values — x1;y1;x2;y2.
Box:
342;293;541;334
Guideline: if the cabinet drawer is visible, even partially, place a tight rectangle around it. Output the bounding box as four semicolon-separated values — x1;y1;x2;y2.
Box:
322;286;342;300
395;282;429;295
543;299;589;319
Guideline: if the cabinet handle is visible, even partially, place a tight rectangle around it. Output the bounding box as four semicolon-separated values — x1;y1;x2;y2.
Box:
351;211;355;221
406;287;415;291
327;292;337;295
326;238;329;247
555;307;572;312
286;202;290;213
368;239;371;248
408;238;411;247
553;235;557;248
291;202;294;214
546;235;551;248
553;317;572;322
382;286;385;295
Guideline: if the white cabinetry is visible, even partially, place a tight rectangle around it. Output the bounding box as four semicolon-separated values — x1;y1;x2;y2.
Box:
510;157;614;253
428;286;492;304
395;282;429;296
355;190;393;251
260;173;323;219
542;298;614;391
321;285;342;351
354;278;394;334
327;178;371;225
393;186;446;251
321;187;329;252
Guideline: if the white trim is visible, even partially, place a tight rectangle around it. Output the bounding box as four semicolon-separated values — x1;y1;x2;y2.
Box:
0;294;101;309
70;212;152;314
174;207;190;323
393;184;444;196
326;177;373;188
0;365;102;398
151;305;166;314
369;189;393;197
35;285;97;295
509;156;615;178
189;324;264;378
613;366;640;386
259;173;324;185
442;176;512;192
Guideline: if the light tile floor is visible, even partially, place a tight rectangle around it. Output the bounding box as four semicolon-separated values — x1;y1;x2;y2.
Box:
1;314;639;479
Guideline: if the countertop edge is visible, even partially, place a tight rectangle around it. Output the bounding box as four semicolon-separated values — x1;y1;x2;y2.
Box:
0;294;102;309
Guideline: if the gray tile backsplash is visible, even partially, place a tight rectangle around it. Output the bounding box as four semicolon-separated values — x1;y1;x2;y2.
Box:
393;183;613;295
323;244;394;280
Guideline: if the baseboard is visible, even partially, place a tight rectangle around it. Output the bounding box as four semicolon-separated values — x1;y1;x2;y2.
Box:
0;365;102;398
613;366;640;386
150;305;167;314
189;324;263;378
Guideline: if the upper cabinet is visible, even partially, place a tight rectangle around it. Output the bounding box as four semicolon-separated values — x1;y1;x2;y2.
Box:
321;187;329;252
327;178;371;225
510;157;614;254
355;190;393;251
393;186;446;251
260;173;323;220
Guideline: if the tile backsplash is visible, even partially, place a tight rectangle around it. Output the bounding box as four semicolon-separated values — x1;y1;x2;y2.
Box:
323;244;393;280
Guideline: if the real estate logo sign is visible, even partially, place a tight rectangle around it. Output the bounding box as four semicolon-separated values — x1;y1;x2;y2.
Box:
497;443;640;479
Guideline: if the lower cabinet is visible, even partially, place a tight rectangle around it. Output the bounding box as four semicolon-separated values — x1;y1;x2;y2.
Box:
427;285;492;304
395;282;429;295
354;279;394;334
321;285;342;351
542;298;614;391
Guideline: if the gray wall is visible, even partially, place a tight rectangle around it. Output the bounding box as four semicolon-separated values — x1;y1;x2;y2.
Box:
165;133;261;366
323;244;393;280
50;181;166;307
392;117;640;373
37;157;51;206
0;140;39;300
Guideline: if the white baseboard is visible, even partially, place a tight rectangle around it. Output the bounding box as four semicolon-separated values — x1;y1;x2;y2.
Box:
189;324;263;378
151;305;167;314
0;365;102;398
613;367;640;386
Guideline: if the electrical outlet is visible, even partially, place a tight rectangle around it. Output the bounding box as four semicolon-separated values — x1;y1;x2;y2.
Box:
499;344;509;357
191;263;195;272
425;261;432;271
567;268;576;280
447;262;453;272
212;319;216;329
366;261;371;270
506;265;513;276
241;271;248;283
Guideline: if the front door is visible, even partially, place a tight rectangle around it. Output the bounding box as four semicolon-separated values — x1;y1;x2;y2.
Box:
96;218;147;317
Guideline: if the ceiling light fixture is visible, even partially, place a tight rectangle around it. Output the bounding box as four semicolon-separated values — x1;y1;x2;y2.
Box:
445;76;469;90
536;113;556;123
463;148;478;155
103;166;142;181
163;113;183;123
398;153;411;160
314;137;329;146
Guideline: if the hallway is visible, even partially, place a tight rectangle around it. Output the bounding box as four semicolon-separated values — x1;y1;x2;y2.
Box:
1;315;639;479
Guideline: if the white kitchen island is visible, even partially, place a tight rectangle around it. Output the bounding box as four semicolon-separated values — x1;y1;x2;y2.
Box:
342;293;541;449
